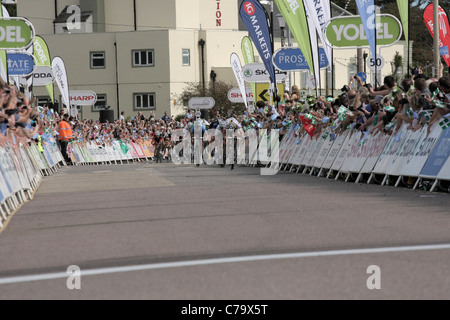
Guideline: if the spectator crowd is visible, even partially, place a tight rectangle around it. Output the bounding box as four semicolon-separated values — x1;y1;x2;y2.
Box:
1;68;449;166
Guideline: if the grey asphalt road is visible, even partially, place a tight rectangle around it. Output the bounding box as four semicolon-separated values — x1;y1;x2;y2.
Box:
0;162;449;300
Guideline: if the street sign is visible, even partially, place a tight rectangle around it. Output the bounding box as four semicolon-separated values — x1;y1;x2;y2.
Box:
242;63;287;83
323;14;402;49
7;52;35;76
227;87;254;103
273;47;329;71
367;54;385;72
255;83;285;102
188;97;215;109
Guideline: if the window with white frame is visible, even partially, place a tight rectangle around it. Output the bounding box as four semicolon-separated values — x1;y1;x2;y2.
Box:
36;96;51;107
92;94;107;112
182;49;190;66
132;49;154;67
90;51;106;69
134;93;156;110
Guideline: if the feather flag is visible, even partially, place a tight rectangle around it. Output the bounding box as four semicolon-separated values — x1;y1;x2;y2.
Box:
274;0;315;86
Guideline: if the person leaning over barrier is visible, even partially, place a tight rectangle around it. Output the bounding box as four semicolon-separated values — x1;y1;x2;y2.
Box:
426;76;450;137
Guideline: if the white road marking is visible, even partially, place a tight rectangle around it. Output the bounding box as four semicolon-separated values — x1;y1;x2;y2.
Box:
1;243;450;285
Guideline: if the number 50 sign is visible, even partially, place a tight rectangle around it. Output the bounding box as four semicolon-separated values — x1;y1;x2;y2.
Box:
367;54;385;72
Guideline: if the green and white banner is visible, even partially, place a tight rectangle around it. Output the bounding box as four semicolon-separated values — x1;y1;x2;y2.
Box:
34;36;54;102
323;15;402;49
274;0;315;83
241;36;256;106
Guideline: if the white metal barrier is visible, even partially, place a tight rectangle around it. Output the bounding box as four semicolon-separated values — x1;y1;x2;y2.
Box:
0;135;65;231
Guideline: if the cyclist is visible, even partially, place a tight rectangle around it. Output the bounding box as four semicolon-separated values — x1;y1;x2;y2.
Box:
153;131;164;163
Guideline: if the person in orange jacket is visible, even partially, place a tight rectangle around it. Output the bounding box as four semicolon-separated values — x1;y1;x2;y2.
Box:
58;113;74;164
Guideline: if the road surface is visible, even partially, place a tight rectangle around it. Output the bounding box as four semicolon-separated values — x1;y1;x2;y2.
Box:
0;162;449;300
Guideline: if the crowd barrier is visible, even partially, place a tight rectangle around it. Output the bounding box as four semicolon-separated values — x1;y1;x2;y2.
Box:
69;140;161;165
0;135;65;231
272;124;450;192
69;126;450;193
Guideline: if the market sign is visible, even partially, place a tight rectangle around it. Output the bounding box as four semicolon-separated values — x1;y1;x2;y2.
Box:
323;14;402;49
0;17;35;50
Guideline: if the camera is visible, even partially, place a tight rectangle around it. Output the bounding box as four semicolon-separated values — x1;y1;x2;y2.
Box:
4;109;16;116
436;91;446;102
341;85;350;93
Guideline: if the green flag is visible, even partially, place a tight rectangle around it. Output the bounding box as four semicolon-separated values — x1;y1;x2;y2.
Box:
396;0;409;49
33;36;54;103
0;5;9;83
273;0;315;81
241;36;257;106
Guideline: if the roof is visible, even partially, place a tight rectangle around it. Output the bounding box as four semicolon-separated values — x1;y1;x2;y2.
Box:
53;5;92;24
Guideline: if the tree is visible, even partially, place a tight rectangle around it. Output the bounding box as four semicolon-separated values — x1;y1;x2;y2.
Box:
176;81;246;119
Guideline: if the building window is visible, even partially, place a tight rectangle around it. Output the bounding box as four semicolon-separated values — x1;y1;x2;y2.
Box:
132;49;154;67
35;96;51;107
90;51;105;69
134;93;156;110
92;94;107;112
182;49;190;66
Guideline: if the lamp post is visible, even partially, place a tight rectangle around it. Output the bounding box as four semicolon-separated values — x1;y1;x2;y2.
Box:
363;51;368;76
276;13;286;48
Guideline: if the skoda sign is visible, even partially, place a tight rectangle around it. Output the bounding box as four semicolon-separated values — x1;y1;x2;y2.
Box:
273;47;329;71
242;63;287;83
33;66;55;86
7;52;35;76
323;14;402;49
0;17;35;50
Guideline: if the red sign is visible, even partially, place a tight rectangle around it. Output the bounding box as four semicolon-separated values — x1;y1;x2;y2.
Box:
216;0;222;26
423;4;450;67
69;90;97;106
244;2;255;16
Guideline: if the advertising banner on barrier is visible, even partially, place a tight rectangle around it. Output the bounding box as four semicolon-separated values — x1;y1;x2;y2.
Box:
399;125;442;177
288;134;309;166
330;133;354;171
420;128;450;178
312;131;336;170
321;132;348;170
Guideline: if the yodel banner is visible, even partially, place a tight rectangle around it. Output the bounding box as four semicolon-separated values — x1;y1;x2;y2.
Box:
0;17;35;50
323;14;402;49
